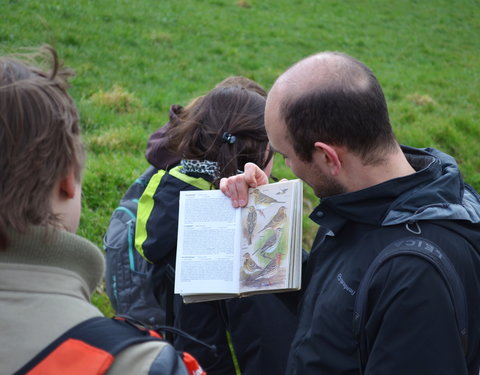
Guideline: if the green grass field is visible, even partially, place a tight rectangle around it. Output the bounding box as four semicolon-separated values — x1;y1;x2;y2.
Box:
2;0;479;315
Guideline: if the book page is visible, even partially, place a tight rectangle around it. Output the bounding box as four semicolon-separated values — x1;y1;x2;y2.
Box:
289;182;303;290
174;189;241;295
239;179;302;293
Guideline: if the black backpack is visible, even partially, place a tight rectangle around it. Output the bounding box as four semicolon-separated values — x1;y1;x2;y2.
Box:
103;166;166;327
353;235;468;373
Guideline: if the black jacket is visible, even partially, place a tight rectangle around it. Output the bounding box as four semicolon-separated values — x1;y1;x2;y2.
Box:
136;166;298;375
286;146;480;374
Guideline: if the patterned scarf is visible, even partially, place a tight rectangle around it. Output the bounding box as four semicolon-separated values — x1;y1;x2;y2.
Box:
180;159;219;179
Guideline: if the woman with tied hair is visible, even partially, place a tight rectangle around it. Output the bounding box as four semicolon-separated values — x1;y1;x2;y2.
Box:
133;79;298;374
0;46;189;374
145;75;269;171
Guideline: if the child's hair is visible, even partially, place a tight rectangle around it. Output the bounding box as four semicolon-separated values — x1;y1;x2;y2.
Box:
215;75;267;97
166;83;272;187
175;76;267;123
0;45;84;250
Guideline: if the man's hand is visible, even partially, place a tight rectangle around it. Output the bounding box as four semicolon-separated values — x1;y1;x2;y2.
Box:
220;162;269;207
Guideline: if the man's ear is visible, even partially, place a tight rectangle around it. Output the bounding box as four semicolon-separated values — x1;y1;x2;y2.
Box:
314;141;342;176
59;170;77;199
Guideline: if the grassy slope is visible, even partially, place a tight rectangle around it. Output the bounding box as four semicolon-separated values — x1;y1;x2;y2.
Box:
2;0;479;315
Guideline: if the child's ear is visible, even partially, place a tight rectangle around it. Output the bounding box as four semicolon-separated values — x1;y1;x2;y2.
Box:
59;170;76;199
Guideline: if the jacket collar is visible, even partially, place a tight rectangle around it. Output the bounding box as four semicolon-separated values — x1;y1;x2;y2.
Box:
0;226;104;295
310;146;480;235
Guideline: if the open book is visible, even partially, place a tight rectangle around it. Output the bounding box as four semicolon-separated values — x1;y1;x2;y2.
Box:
174;179;303;303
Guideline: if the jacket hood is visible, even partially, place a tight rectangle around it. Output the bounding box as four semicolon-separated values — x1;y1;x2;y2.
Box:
384;146;480;224
145;105;183;170
312;146;480;233
0;226;105;295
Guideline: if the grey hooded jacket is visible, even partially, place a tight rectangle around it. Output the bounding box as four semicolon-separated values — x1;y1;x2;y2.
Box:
0;227;188;375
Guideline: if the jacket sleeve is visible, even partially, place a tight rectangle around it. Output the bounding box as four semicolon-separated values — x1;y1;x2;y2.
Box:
363;255;468;375
108;341;189;375
135;170;179;265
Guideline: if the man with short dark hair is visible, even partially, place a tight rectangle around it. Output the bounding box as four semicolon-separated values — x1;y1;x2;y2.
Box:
221;51;480;374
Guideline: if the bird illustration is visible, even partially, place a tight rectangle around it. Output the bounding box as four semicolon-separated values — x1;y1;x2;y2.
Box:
251;189;285;208
253;253;282;281
258;206;287;233
242;252;262;274
276;188;288;195
245;205;257;245
253;227;283;259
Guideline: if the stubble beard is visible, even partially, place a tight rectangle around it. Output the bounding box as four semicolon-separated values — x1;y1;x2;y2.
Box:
314;174;347;199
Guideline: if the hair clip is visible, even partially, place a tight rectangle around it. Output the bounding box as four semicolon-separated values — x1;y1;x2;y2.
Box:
222;132;236;144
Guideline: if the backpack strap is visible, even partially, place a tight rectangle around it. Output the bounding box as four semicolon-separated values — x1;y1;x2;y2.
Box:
13;317;161;375
353;236;468;372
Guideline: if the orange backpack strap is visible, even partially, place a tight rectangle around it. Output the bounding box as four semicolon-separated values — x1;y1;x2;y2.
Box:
14;317;162;375
181;352;207;375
